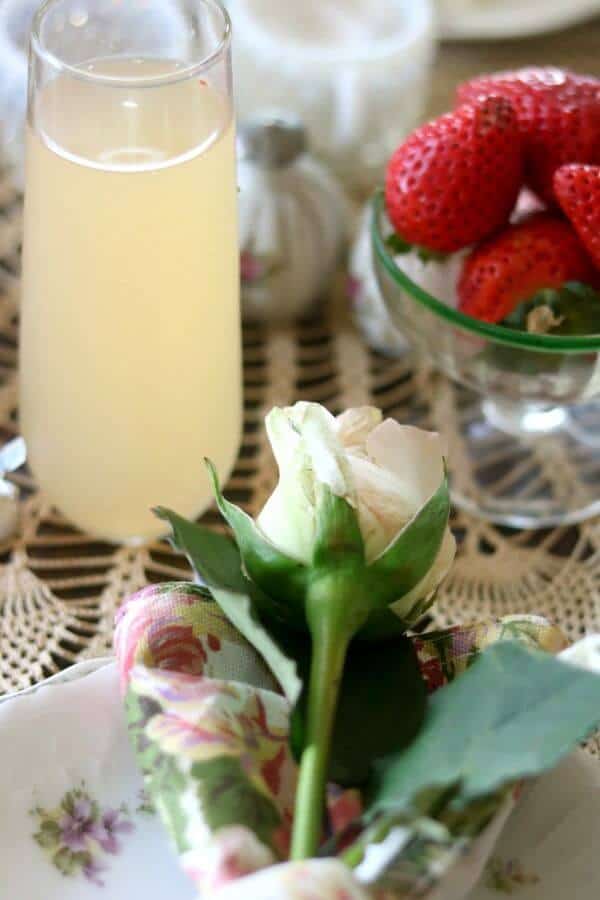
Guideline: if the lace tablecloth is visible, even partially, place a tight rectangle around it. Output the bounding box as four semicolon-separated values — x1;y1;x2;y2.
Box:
1;27;600;768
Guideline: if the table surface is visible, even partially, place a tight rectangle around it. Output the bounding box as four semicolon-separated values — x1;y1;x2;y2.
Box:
1;22;600;767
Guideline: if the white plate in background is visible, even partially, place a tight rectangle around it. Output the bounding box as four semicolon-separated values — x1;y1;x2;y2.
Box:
0;660;196;900
438;0;600;40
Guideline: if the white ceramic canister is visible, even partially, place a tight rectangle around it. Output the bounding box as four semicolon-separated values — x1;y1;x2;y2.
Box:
228;0;436;195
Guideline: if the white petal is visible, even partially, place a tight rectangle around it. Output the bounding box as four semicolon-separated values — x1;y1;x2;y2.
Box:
347;455;416;562
335;406;382;455
300;403;356;502
256;406;317;564
256;485;315;565
264;406;303;473
286;400;337;431
389;527;456;622
256;403;357;563
366;420;447;509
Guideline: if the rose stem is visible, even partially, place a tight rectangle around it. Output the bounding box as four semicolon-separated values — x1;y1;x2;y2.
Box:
290;602;351;860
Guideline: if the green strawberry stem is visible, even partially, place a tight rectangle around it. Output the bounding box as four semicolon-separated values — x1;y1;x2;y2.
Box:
291;576;362;860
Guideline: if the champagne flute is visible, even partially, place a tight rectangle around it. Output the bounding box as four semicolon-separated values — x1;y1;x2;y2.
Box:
21;0;241;542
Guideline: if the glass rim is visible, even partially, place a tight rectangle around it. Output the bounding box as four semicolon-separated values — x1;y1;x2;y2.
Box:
30;0;232;87
371;191;600;354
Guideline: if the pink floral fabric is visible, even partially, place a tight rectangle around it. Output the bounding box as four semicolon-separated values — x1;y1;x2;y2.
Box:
115;582;568;899
115;581;277;694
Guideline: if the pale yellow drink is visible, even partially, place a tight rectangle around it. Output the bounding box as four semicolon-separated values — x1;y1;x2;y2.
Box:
21;60;241;542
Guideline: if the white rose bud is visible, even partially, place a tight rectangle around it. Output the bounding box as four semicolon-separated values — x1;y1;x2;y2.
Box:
255;403;455;624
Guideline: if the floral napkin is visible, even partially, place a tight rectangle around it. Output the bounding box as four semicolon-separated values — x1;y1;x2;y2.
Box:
114;581;568;899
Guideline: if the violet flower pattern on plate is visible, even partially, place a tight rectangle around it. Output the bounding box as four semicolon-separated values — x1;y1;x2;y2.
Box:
31;786;136;887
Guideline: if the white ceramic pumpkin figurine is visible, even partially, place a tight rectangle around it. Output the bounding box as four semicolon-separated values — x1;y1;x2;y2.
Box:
238;114;349;321
229;0;436;193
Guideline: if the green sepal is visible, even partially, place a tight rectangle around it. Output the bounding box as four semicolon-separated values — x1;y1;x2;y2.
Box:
154;505;295;628
205;459;308;623
312;483;365;568
363;472;450;611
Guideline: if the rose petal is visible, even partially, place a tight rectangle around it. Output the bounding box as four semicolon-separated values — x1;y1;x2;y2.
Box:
335;407;383;455
389;528;456;622
257;407;318;564
297;403;355;502
257;403;357;564
366;420;447;509
346;455;417;562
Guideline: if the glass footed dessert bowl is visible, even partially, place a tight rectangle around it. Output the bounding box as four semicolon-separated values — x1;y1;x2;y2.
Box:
371;191;600;528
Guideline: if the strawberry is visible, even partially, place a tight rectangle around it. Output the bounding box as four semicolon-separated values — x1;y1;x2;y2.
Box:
457;67;600;205
457;213;597;324
385;96;523;254
554;164;600;269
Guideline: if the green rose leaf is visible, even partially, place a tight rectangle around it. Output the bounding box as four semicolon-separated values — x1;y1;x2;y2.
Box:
329;634;426;786
209;587;304;709
154;505;293;628
366;641;600;821
155;505;251;594
287;629;426;786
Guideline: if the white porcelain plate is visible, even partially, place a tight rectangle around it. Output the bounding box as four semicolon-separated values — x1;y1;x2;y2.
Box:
0;660;195;900
438;0;600;40
0;660;598;899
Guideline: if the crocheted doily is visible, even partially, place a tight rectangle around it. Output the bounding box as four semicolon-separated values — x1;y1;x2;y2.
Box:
0;173;598;756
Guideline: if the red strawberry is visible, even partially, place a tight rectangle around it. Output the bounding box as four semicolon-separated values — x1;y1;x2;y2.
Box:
458;67;600;205
458;213;597;324
554;164;600;269
385;96;523;253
